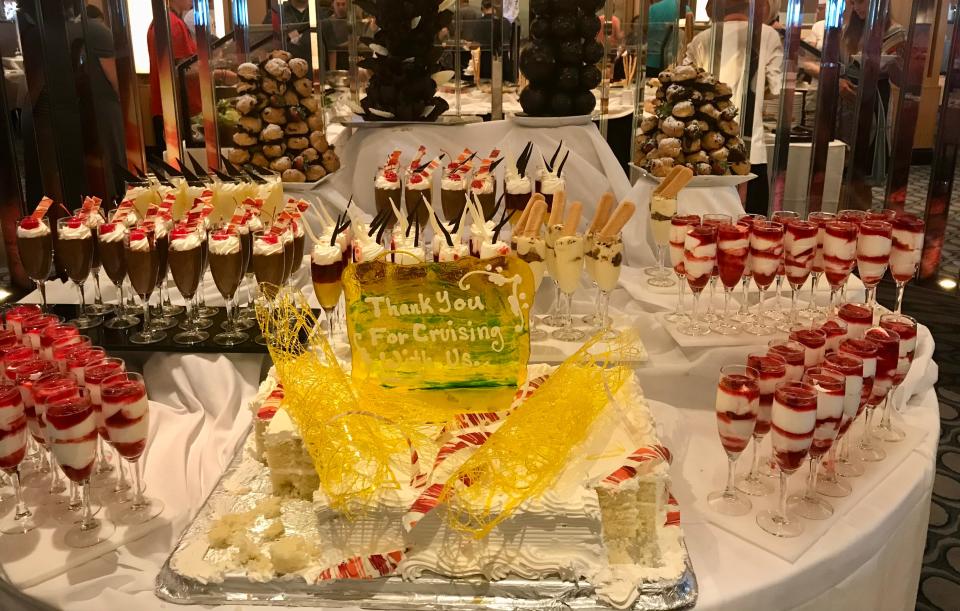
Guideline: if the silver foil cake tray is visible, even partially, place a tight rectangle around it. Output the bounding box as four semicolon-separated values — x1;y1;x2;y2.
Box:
155;432;698;610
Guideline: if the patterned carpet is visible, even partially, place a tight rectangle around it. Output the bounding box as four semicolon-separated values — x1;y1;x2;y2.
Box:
873;165;960;610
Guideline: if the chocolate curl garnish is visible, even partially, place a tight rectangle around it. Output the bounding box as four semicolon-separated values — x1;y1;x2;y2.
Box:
375;212;391;244
368;208;391;237
415;154;444;177
330;212;344;247
133;163;147;179
186;152;212;184
491;207;512;244
450;149;476;174
486;192;505;222
488;156;504;174
116;163;147;186
220;154;245;178
413;216;420;247
549;140;564;171
404;199;422;238
517;142;534;177
556;151;570;178
146;161;173;187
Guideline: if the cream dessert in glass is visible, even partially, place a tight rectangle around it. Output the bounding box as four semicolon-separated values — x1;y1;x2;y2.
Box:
550;202;585;342
736;353;785;497
837;302;873;340
504;155;533;225
782;219;817;326
647;193;677;287
374;150;403;223
311;242;345;337
713;222;750;335
17;215;53;309
875;313;918;442
889;213;924;313
819;317;849;355
666;214;700;324
859;327;899;463
788;368;845;520
788;326;827;368
855;220;892;309
169;224;210;345
209;230;249;346
743;220;784;335
805;211;836;317
822;220;858;311
709;364;760;516
836;338;878;478
0;384;32;535
679;224;717;337
819;352;864;497
440;150;474;221
757;381;817;538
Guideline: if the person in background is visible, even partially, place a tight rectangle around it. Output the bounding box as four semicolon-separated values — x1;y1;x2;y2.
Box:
476;0;513;79
321;0;350;70
802;1;828;51
685;0;783;215
801;0;904;209
269;0;313;66
459;0;482;42
147;0;200;151
645;0;685;74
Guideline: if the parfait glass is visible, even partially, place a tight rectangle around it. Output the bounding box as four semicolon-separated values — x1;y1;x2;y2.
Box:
708;365;760;516
75;209;113;317
126;228;166;345
788;325;827;368
99;221;140;330
515;234;548;341
4;304;42;339
647;193;677;287
788;368;845;519
585;234;623;338
822;220;858;312
46;390;115;547
700;214;732;324
678;224;717;336
757;381;817;538
13;358;61;492
781;220;817;328
102;372;163;525
859;327;900;462
543;223;566;327
855;220;892;311
311;243;346;339
16;216;53;310
736;352;785;496
665;215;700;324
837;301;873;340
208;230;249;346
0;384;34;534
742;221;784;335
733;214;764;325
875;313;918;442
235;224;258;328
836;338;878;477
819;353;865;497
32;372;88;522
56;218;100;329
768;211;800;318
712;222;750;335
149;222;179;331
888;213;925;314
762;340;806;477
551;234;586;342
169;225;210;345
252;232;289;345
819;317;848;356
84;357;127;495
805;211;836;318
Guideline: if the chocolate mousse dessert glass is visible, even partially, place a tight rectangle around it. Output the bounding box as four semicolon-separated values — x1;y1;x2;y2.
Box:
441;169;469;221
125;228;166;344
208;229;249;346
291;219;306;277
101;371;162;525
152;220;181;329
252;232;287;299
311;242;345;338
56;218;100;329
169;225;209;345
375;168;402;223
0;384;34;535
74;208;113;316
404;174;432;227
98;221;139;330
17;216;53;310
46;389;115;547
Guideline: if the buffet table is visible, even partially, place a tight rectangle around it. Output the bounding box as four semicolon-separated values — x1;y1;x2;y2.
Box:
6;264;938;611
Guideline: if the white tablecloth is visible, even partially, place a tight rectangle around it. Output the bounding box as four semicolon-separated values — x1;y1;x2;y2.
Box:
8;263;938;611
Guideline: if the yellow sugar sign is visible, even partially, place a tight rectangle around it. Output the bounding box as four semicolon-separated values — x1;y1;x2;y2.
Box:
342;256;534;397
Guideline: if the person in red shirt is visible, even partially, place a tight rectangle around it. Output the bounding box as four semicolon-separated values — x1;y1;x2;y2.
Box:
147;0;201;144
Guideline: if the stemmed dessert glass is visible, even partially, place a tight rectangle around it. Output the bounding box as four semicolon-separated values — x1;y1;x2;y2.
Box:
859;327;899;462
788;368;845;520
822;220;858;312
585;234;623;338
709;364;759;516
737;352;785;496
543;222;566;327
149;221;179;332
32;372;86;522
769;211;799;318
647;193;676;287
837;301;873;340
757;381;817;538
17;216;53;310
819;353;865;497
678;224;717;336
700;214;732;324
99;221;140;330
515;233;548;341
782;219;817;327
13;358;61;494
805;211;835;318
733;214;763;325
46;389;115;547
84;357;130;500
73;208;113;317
102;372;163;525
819;316;848;356
788;325;827;368
855;220;892;310
208;229;249;346
875;313;918;442
0;384;34;535
170;225;210;345
712;222;750;335
551;233;586;342
743;221;784;335
666;214;700;324
836;338;878;477
888;213;925;313
311;242;346;339
126;228;166;345
56;218;100;329
252;231;288;300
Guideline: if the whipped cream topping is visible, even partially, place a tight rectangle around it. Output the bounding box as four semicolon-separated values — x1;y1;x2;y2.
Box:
441;175;468;191
293;219;305;238
58;220;92;240
479;240;510;258
209;233;241;255
17;218;50;238
540;174;565;195
97;222;126;243
247;215;265;233
171;229;203;251
505;173;532;195
395;247;425;265
83;213;105;228
154;218;172;239
311;243;341;265
254;235;284;256
354;240;386;262
406;176;431;190
375;171;401;190
128;231;151;252
470;174;495;195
